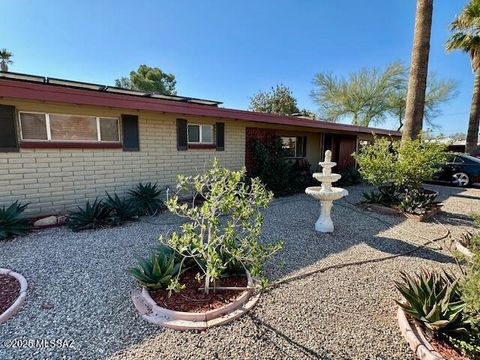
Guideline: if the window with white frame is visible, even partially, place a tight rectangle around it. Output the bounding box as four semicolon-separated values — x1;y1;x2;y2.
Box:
187;124;214;144
19;112;120;142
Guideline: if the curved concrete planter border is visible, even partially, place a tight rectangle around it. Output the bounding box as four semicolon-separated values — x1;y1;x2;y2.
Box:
454;240;473;262
0;268;28;324
397;307;444;360
132;272;260;330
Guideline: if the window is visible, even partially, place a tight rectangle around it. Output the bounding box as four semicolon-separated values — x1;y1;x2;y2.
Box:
282;137;297;157
19;112;120;142
281;136;306;157
19;112;48;140
452;156;464;164
188;124;214;144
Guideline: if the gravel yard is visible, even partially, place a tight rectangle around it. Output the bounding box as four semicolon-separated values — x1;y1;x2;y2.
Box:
1;184;479;360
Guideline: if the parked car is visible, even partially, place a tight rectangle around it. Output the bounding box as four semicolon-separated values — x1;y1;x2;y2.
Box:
432;154;480;187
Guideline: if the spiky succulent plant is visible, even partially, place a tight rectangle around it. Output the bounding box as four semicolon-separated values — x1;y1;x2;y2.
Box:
104;192;137;226
128;247;182;290
128;182;165;216
395;270;471;335
0;201;30;240
66;199;110;232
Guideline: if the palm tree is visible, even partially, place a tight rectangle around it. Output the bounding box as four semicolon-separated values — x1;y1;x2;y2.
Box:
402;0;434;140
446;0;480;155
0;49;13;72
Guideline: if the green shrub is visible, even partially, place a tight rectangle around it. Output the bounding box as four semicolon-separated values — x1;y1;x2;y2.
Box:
104;192;138;226
66;199;110;232
460;213;480;316
162;159;283;294
0;201;30;240
469;212;480;227
354;136;448;191
459;237;480;358
251;136;311;196
337;167;363;186
128;182;165;215
395;270;471;335
128;246;182;291
447;334;480;358
462;249;480;314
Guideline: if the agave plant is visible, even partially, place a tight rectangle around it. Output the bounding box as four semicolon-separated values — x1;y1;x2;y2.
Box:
0;201;30;240
66;199;110;232
395;270;471;335
398;188;438;214
128;182;165;216
128;247;182;290
104;192;137;226
361;190;384;204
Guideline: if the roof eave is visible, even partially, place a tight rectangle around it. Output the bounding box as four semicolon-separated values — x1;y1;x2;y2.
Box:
0;78;401;137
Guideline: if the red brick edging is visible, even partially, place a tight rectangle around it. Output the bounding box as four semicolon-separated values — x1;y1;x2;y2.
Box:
0;268;28;324
132;272;260;330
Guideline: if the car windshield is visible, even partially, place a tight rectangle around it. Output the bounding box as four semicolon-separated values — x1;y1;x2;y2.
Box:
460;154;480;163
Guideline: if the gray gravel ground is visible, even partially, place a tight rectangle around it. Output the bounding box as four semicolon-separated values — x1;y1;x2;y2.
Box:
1;184;479;360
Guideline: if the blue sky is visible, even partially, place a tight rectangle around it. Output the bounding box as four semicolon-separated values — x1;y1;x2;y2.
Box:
1;0;473;134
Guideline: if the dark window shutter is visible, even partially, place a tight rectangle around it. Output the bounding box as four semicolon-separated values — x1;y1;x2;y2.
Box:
0;105;18;152
176;119;188;151
122;114;139;151
302;136;307;157
216;122;225;151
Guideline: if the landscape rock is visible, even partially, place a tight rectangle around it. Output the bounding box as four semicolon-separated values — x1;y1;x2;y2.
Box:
33;216;57;227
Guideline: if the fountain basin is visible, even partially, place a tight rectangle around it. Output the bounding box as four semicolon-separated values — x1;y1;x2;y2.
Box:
318;161;337;168
313;173;342;184
305;186;348;202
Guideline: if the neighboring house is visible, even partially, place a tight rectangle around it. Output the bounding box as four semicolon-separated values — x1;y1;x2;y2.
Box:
432;137;480;156
0;72;400;215
447;141;480;156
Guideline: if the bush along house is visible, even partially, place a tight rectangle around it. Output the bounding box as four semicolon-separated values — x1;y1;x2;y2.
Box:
0;72;400;215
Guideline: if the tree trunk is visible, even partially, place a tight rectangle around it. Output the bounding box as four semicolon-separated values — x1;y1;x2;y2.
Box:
402;0;433;140
0;62;7;72
466;69;480;155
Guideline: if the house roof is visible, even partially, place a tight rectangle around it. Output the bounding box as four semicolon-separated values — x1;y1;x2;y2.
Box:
0;71;401;137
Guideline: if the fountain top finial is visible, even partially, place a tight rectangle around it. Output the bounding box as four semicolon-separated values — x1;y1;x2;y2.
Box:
325;150;332;163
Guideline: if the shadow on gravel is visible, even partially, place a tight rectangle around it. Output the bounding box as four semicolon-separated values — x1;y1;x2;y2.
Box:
436;211;477;227
449;193;480;201
264;190;457;282
248;312;332;360
423;183;465;202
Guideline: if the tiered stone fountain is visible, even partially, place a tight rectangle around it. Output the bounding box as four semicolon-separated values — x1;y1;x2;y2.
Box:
305;150;348;233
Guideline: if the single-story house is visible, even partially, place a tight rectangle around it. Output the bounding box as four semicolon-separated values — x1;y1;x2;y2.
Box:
0;72;400;215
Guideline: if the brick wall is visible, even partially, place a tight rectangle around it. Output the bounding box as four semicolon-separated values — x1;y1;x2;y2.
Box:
0;99;246;215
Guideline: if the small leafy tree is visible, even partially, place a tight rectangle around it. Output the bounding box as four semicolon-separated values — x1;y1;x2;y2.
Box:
311;61;457;128
354;136;447;191
115;64;176;95
311;62;406;126
249;84;300;115
161;160;283;294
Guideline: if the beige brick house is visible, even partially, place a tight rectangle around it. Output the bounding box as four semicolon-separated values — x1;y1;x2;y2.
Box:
0;72;400;215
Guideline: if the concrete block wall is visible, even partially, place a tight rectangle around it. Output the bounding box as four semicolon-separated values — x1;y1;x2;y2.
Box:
0;99;245;215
